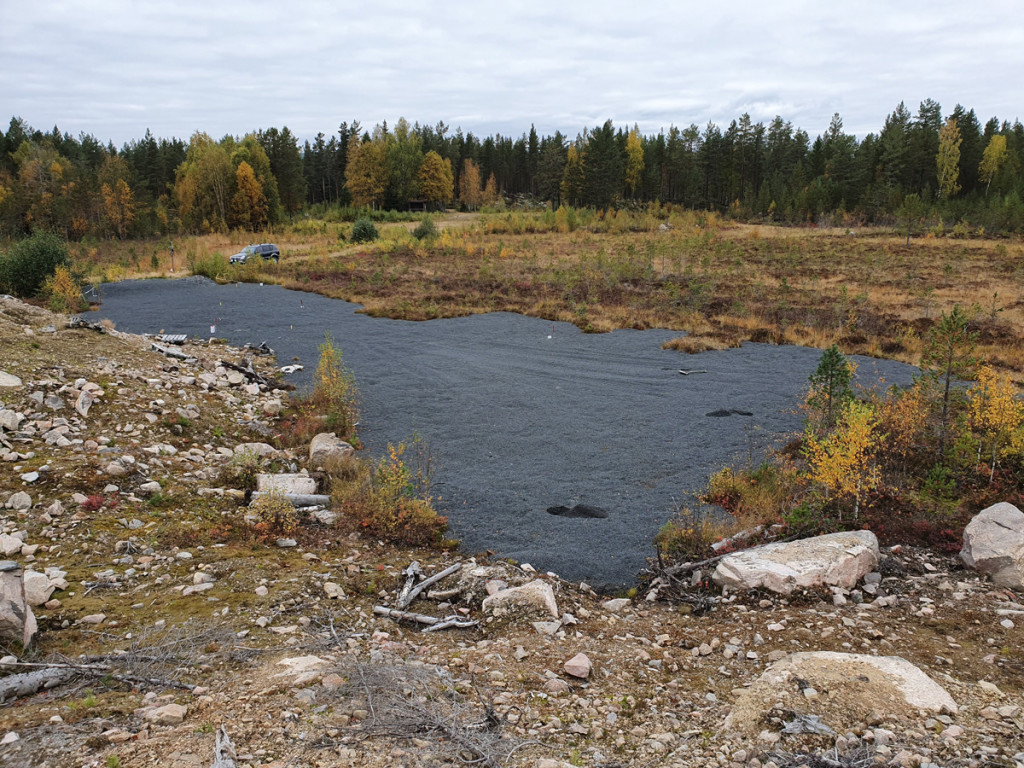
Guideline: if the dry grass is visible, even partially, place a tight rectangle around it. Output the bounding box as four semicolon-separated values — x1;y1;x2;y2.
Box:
72;214;1024;377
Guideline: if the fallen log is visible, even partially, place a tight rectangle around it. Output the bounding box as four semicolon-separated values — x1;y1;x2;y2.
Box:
0;660;196;702
0;666;77;703
218;358;268;386
151;342;197;364
67;316;106;332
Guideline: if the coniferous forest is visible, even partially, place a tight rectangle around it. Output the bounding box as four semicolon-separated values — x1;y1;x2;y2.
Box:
1;99;1023;240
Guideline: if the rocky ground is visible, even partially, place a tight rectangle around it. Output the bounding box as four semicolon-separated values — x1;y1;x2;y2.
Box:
0;296;1022;768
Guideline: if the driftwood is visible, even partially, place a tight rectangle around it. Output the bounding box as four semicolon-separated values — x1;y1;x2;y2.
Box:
678;369;709;375
0;666;77;703
67;316;106;332
396;561;424;609
395;563;462;610
0;659;196;703
151;342;197;364
218;358;268;386
211;725;239;768
372;606;478;631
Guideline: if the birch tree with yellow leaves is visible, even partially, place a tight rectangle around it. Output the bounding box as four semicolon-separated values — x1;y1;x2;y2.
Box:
805;400;883;520
969;364;1024;482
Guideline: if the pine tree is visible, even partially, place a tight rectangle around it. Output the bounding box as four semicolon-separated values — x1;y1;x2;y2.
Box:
919;305;978;458
805;344;856;436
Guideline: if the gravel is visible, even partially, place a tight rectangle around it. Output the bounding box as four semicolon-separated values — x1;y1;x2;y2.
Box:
93;277;916;588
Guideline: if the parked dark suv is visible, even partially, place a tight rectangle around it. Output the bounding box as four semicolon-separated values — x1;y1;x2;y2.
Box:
230;243;280;264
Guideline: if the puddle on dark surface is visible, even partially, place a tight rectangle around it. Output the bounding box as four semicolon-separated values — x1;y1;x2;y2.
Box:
93;278;916;587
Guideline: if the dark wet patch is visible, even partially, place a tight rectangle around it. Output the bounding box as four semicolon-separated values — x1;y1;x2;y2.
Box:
547;504;609;519
706;409;754;417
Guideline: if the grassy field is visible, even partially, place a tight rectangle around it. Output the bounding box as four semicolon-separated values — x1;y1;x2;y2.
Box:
72;209;1024;377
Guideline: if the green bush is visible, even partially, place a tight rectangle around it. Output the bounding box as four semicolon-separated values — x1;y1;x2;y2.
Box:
412;217;438;241
187;252;230;281
351;218;379;244
0;231;70;297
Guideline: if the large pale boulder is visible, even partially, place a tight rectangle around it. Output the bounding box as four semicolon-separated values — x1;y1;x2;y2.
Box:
482;580;559;619
712;530;879;594
0;562;37;647
308;432;354;468
726;651;957;734
960;502;1024;589
0;372;22;388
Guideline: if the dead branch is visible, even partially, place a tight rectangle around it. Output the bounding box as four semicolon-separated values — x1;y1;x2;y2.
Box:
319;660;532;768
211;725;239;768
396;561;424;609
373;606;477;631
422;616;479;632
396;562;462;610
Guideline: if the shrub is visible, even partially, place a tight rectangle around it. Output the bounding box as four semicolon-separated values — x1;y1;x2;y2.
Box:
277;333;360;448
655;506;736;562
359;442;448;547
412;216;438;241
351;218;379;244
703;460;801;526
249;490;299;538
187;252;230;281
42;264;86;313
323;452;371;506
0;230;70;297
220;448;263;491
311;333;359;437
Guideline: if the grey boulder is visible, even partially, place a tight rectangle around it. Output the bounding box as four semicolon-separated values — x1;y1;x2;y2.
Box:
960;502;1024;589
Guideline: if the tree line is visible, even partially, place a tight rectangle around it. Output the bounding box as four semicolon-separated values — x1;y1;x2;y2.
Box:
1;98;1023;239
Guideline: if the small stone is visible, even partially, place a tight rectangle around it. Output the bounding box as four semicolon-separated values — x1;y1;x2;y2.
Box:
144;703;187;725
78;613;106;625
978;680;1003;696
1;731;19;744
940;724;964;740
6;491;31;510
138;481;162;497
602;597;631;613
543;678;571;694
323;582;345;599
563;652;592;679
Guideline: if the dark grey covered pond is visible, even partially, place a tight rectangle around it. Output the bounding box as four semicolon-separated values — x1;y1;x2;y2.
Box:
93;277;915;588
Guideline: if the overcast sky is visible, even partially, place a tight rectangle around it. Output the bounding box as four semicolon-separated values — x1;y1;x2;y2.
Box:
3;1;1022;147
